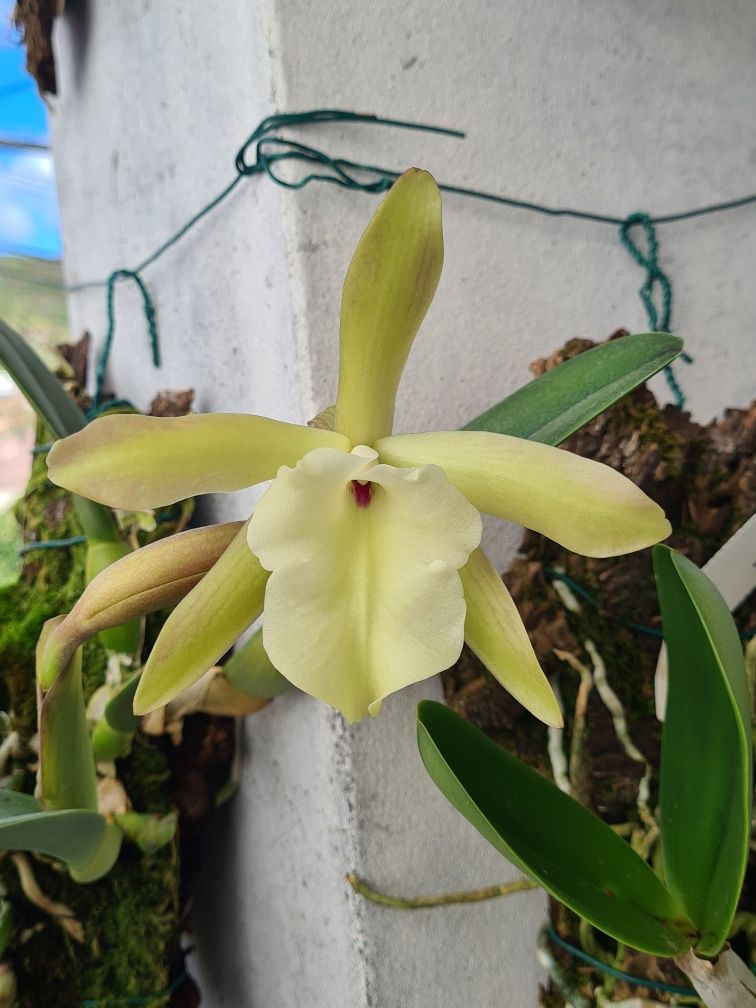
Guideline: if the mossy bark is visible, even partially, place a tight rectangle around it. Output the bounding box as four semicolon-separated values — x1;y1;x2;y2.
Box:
443;335;756;1006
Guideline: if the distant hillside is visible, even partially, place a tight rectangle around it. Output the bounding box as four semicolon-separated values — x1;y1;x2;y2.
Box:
0;255;69;351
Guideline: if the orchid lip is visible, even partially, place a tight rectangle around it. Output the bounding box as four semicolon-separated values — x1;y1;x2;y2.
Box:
248;443;482;722
350;480;374;508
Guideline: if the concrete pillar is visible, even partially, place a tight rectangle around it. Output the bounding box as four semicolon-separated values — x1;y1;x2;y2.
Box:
50;2;755;1005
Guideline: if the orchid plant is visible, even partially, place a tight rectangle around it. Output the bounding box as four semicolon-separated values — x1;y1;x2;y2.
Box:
419;546;754;1007
45;169;671;727
0;165;697;1005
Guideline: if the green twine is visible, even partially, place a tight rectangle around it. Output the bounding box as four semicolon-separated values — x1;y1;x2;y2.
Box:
89;269;160;410
619;213;672;332
544;566;754;641
19;535;87;555
65;108;756;418
232;110;756;227
546;926;688;996
547;925;756;995
544;566;664;639
619;212;692;408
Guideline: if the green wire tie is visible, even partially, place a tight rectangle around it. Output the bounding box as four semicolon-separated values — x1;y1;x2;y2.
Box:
65;108;756;415
19;535;87;555
544;566;664;639
547;925;756;997
544;566;754;641
619;212;692;408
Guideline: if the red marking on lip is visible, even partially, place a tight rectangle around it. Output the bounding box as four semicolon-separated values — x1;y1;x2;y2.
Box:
350;480;373;508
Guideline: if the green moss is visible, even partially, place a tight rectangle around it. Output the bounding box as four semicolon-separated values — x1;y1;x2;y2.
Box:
6;843;177;1008
0;419;181;1007
0;444;94;729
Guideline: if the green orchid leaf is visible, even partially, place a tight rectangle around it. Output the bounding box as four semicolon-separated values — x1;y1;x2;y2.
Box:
463;332;683;445
104;672;141;732
0;316;86;439
417;700;695;956
114;811;177;855
222;629;292;700
654;545;752;956
69;822;123;884
91;718;133;762
38;622;98;813
0;789;105;868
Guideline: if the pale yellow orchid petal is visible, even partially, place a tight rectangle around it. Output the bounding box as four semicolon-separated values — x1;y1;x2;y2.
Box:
461;548;562;727
248;446;481;722
335;169;443;446
47;413;350;510
376;431;670;558
133;523;267;714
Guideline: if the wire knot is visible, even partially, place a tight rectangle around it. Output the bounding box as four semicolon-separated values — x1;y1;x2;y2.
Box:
233;109;461;194
619;212;671;333
619;212;689;408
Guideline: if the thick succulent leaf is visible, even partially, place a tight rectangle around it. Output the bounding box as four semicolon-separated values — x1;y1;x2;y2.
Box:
0;790;105;868
222;629;292;700
37;619;98;813
335;168;443;445
417;701;695;956
104;672;141;733
69;822;123;884
654;546;752;956
463;332;683;445
114;811;177;855
90;718;132;762
0;316;86;438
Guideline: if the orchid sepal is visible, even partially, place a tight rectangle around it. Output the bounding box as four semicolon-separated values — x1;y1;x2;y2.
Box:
47;412;350;510
335;168;443;445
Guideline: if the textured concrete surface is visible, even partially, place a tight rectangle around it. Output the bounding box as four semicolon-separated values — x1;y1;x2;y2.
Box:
50;1;756;1005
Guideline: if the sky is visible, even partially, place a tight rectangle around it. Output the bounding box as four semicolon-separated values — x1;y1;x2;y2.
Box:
0;0;61;259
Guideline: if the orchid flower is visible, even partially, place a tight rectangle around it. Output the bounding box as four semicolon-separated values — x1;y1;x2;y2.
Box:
47;169;670;725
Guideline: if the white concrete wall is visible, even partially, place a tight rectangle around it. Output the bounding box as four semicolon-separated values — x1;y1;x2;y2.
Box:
50;2;756;1006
